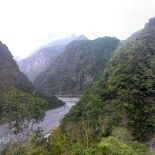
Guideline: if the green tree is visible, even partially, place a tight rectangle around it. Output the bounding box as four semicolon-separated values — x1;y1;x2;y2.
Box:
3;89;47;142
48;127;72;155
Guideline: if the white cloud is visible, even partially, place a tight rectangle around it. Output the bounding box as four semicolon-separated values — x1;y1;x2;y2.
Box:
0;0;155;58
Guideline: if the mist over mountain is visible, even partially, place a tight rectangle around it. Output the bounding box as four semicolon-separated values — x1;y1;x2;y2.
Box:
34;37;120;95
42;34;88;48
18;35;88;82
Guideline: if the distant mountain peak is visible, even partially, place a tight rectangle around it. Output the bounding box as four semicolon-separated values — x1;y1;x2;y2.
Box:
44;34;88;47
33;37;120;95
76;35;88;40
18;34;88;82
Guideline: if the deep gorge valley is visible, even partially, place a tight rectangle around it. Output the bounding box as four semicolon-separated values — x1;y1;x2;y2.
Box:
0;17;155;154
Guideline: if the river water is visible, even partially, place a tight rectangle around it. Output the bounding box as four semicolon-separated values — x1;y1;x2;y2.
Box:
0;97;80;144
34;97;80;135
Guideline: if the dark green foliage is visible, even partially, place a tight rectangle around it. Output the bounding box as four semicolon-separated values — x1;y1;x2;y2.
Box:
32;90;65;110
97;35;155;141
2;18;155;154
48;127;71;154
0;89;49;154
34;37;120;95
0;40;65;123
0;142;26;155
0;41;34;120
15;72;34;93
96;136;144;155
3;89;47;135
62;17;155;148
3;127;150;155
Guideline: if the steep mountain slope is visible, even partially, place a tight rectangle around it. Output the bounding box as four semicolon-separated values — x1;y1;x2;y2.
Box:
0;41;64;116
62;17;155;145
18;46;65;82
0;41;33;100
18;35;88;82
2;19;155;155
34;37;120;95
19;19;155;154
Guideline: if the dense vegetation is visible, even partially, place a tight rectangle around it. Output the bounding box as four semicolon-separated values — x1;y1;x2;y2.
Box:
33;90;64;109
34;37;120;95
0;41;65;121
60;17;155;151
0;41;33;119
1;125;151;155
0;41;33;96
18;35;88;82
1;18;155;154
2;89;47;134
0;41;64;153
0;89;48;154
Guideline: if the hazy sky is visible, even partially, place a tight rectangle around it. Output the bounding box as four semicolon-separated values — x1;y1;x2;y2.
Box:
0;0;155;59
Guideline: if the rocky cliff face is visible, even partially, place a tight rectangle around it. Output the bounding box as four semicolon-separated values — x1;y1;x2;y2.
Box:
18;46;65;82
0;41;33;100
18;35;88;82
34;37;120;95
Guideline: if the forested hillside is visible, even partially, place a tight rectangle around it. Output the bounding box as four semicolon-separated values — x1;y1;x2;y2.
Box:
34;37;120;95
60;17;155;152
4;17;155;155
18;35;88;82
2;17;155;154
0;41;64;120
0;41;33;99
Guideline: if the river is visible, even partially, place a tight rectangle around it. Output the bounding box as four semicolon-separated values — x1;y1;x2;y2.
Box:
0;97;80;144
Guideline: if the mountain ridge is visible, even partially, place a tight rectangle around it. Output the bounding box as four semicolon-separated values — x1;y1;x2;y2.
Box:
62;17;155;144
34;37;120;95
18;35;88;82
0;41;33;103
0;41;65;118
